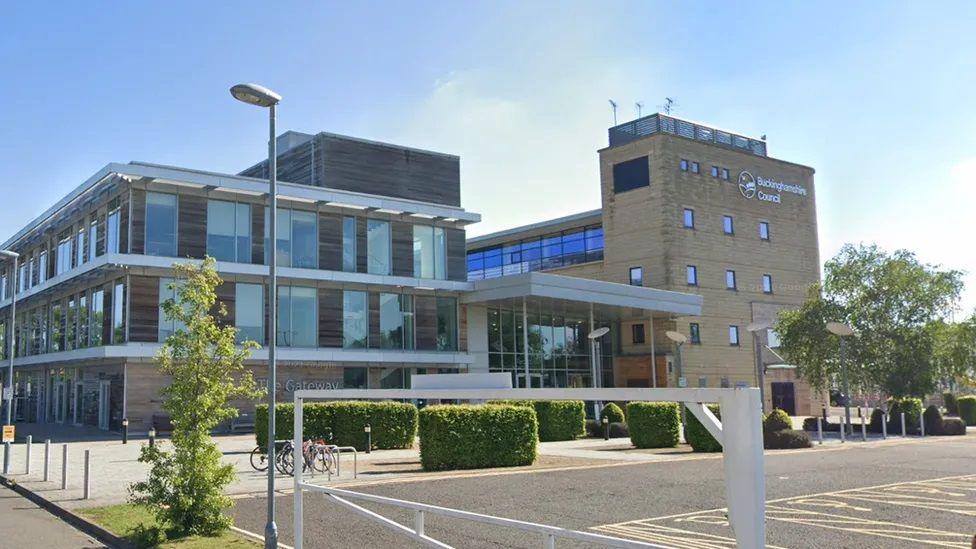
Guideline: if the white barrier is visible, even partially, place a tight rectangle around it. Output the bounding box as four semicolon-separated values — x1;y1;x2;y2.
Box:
292;387;765;549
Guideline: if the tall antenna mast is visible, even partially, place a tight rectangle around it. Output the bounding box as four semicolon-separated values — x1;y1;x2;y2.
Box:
635;101;644;117
608;99;618;125
663;97;676;115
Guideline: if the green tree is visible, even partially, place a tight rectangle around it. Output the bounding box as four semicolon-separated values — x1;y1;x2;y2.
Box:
930;315;976;386
129;257;263;536
775;244;963;398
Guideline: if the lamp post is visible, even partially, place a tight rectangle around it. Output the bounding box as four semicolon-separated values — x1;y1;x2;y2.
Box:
231;83;282;549
1;250;19;476
587;327;610;418
826;321;855;436
746;322;771;414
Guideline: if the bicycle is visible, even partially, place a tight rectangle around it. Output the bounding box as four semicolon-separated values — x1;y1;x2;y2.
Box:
249;440;288;472
276;438;337;476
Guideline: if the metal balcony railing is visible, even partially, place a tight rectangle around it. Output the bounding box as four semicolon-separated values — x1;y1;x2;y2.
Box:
608;113;767;157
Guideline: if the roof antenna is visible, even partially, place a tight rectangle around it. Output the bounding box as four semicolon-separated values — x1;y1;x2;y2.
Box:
635;101;644;118
608;99;618;125
660;97;677;115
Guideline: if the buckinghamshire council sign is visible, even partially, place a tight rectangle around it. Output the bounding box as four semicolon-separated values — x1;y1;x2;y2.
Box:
738;170;807;204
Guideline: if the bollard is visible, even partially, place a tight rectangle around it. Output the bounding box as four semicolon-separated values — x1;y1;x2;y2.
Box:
920;411;925;437
364;424;371;454
83;450;91;499
900;412;906;437
602;416;610;441
861;412;867;442
25;436;32;475
882;413;888;439
122;418;128;445
839;416;845;442
816;417;823;445
148;427;156;448
2;442;8;475
43;440;50;481
61;445;68;490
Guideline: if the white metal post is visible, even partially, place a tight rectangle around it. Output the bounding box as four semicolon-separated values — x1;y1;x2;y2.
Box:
83;450;90;499
25;435;31;474
43;439;50;481
61;444;68;489
882;413;887;439
839;416;845;443
718;388;765;549
920;410;925;437
816;417;823;444
900;412;906;437
293;396;303;549
860;412;866;441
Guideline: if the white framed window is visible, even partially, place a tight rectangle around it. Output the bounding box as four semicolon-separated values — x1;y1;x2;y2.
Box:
686;265;698;286
725;269;736;289
759;221;770;241
723;215;734;235
762;274;773;294
683;208;694;228
679;159;689;171
629;266;643;286
729;325;740;346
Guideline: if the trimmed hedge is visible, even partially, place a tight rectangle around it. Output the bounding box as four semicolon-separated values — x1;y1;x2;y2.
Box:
887;398;923;433
490;400;586;442
585;419;629;439
601;402;626;424
418;404;537;471
940;417;967;435
943;392;959;416
256;401;417;451
802;416;840;432
626;402;680;448
764;430;812;449
763;409;792;432
959;396;976;426
684;404;722;452
923;405;943;436
868;408;885;433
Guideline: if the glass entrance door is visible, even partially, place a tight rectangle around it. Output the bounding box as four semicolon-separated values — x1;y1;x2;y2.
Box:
55;382;66;423
73;383;84;425
97;381;110;430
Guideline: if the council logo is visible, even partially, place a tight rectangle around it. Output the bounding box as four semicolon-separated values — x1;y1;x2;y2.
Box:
738;170;756;199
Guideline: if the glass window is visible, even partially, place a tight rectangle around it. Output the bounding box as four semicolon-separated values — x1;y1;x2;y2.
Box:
38;251;47;284
90;289;104;346
762;274;773;294
207;200;251;263
767;329;781;348
291;211;317;269
145;192;178;257
50;303;63;352
436;297;457;351
629;266;643;286
366;219;391;275
57;236;72;275
686;265;698;286
380;293;415;350
76;227;86;266
683;208;694;228
107;206;120;254
112;281;125;344
729;325;740;346
158;278;185;341
342;216;357;272
726;269;736;289
759;221;770;240
235;283;264;344
77;293;88;348
278;286;316;347
413;225;446;280
691;161;700;174
723;215;734;235
89;217;97;259
679;159;688;171
721;168;729;180
689;323;701;344
711;166;719;177
343;291;368;349
631;323;645;344
66;297;76;351
343;367;367;389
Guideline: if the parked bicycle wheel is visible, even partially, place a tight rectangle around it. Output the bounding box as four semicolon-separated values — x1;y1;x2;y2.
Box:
275;442;294;475
312;445;335;474
249;446;269;472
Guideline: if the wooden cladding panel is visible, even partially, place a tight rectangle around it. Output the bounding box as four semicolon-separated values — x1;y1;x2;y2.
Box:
356;217;367;273
318;288;342;348
318;212;342;271
444;227;467;282
251;205;265;265
391;221;413;277
414;295;437;351
178;194;207;259
214;281;236;328
129;275;159;342
131;189;146;254
458;303;467;352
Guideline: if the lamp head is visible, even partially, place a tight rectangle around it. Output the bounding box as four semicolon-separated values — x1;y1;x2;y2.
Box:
826;321;855;337
587;327;610;340
230;83;281;108
665;330;686;344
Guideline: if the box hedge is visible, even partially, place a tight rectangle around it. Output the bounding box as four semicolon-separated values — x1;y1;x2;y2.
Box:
763;409;792;432
887;398;924;433
923;405;943;435
626;402;680;448
418;404;538;471
684;404;722;452
256;401;417;451
958;396;976;426
763;430;812;449
940;417;967;435
943;392;959;416
601;402;626;424
489;400;586;441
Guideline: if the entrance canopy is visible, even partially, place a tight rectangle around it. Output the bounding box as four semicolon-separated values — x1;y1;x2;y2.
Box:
460;272;702;319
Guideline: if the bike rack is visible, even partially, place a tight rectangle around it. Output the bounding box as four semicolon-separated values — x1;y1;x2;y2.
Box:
332;446;358;478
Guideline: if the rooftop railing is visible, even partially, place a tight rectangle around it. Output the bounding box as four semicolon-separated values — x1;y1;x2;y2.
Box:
608;113;767;157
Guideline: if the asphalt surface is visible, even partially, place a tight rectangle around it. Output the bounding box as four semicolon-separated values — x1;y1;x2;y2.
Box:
0;485;103;548
230;435;976;548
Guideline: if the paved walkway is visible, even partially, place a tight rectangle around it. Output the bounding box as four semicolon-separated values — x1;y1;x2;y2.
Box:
0;485;103;548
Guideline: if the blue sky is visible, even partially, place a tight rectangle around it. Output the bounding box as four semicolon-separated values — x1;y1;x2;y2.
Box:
2;2;975;311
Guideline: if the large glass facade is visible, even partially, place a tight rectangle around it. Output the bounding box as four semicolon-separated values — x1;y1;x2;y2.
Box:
367;219;391;275
342;291;368;348
112;281;125;344
235;283;263;344
277;286;316;347
207;200;251;262
266;208;317;268
106;203;120;254
146;192;178;256
436;297;457;351
467;225;604;281
342;216;357;272
413;225;446;279
89;289;104;346
486;305;612;388
379;293;414;350
157;278;185;341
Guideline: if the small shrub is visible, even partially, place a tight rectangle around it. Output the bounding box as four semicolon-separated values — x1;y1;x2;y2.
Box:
888;398;924;433
958;396;976;426
923;405;943;436
626;402;680;448
490;400;585;442
601;402;626;424
684;404;722;452
609;422;629;438
585;419;629;438
939;417;967;436
763;409;792;432
763;429;812;449
418;404;537;471
868;408;885;433
943;393;959;416
802;416;839;432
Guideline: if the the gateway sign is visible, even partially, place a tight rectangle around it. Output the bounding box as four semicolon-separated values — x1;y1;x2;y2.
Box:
737;170;807;204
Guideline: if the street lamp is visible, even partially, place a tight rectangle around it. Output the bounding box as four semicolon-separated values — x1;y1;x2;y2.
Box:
746;322;771;413
0;250;18;476
826;321;855;436
588;327;610;418
231;83;281;549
